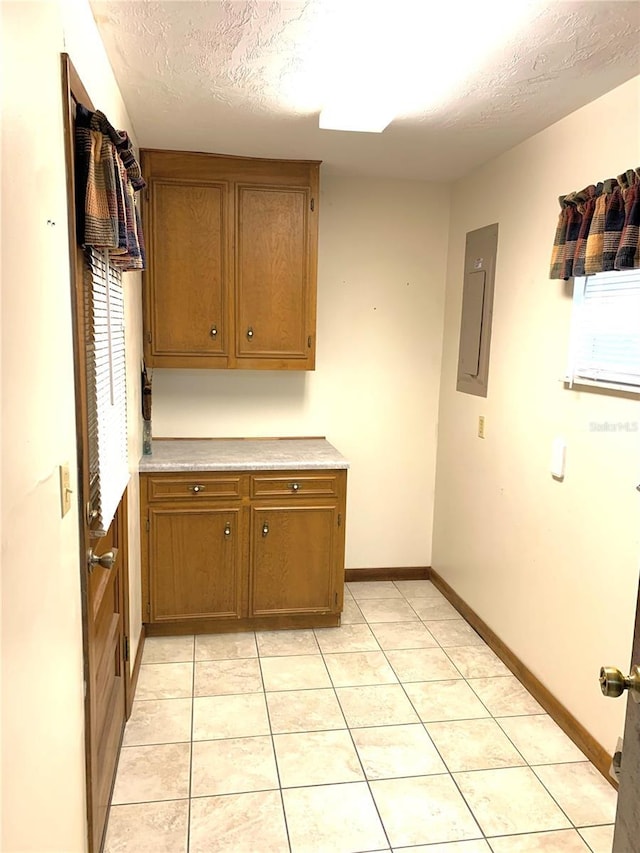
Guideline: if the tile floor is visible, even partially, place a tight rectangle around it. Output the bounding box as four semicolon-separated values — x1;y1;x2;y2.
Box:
105;580;617;853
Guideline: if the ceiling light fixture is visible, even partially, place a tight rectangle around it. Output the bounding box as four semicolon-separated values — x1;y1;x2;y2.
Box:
297;0;545;133
319;103;395;133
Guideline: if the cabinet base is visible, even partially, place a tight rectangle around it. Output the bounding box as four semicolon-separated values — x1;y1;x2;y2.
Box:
145;612;341;636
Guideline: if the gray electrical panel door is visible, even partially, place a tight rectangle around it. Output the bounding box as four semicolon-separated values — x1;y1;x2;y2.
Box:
456;223;498;397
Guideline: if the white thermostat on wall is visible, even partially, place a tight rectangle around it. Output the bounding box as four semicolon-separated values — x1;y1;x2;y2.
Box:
551;437;566;480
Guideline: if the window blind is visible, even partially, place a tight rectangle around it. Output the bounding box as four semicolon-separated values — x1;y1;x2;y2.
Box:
85;248;129;536
569;269;640;390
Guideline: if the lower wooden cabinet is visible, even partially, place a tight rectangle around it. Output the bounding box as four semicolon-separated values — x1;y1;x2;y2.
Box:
250;505;340;617
149;506;243;621
141;469;346;633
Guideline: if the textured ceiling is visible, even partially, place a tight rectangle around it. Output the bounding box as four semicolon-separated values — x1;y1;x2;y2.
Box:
90;0;640;180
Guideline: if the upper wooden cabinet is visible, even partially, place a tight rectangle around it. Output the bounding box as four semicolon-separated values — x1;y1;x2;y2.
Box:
141;150;320;370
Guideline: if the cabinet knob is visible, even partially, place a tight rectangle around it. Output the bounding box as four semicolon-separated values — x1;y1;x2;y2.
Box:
246;327;254;340
191;484;206;493
210;325;218;338
262;521;269;537
224;522;231;537
290;482;301;492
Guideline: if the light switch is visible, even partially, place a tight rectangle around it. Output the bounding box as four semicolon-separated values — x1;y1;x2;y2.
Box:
60;463;73;517
551;438;566;480
478;416;486;439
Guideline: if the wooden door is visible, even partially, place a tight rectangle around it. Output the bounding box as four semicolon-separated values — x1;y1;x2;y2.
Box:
149;505;243;621
62;56;129;853
86;510;126;852
611;575;640;851
236;184;313;366
250;505;339;616
145;178;230;367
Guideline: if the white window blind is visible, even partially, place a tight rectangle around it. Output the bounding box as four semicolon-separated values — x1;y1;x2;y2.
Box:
567;269;640;392
85;248;129;536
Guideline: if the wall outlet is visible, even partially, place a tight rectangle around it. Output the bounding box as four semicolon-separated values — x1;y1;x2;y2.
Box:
60;463;72;517
478;415;486;439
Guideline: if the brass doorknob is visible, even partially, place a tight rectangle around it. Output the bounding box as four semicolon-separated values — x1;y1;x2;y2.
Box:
599;665;640;702
88;547;118;572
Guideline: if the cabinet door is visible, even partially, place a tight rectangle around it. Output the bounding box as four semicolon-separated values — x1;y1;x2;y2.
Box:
250;505;339;616
146;179;231;366
236;185;314;367
149;506;243;621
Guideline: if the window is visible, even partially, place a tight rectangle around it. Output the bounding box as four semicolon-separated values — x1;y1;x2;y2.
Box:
567;269;640;393
85;247;129;536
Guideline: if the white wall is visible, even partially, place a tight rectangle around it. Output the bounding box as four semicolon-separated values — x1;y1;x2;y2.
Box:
432;76;640;754
1;1;142;850
152;176;450;569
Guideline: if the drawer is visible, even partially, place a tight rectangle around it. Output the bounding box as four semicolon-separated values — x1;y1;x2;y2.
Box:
146;474;243;502
250;473;339;499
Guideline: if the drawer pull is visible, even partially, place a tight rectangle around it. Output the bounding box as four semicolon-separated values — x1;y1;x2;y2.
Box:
262;521;269;537
290;482;301;492
210;325;218;338
191;484;206;493
224;522;231;537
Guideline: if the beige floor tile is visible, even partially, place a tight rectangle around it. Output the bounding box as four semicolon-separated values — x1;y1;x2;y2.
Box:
348;581;404;599
273;729;364;787
578;824;615;853
370;621;439;650
135;663;193;701
533;763;618;827
194;658;263;697
324;651;398;687
191;736;278;797
112;743;191;805
410;598;462;621
425;620;486;647
386;648;462;682
394;842;491;853
404;679;490;722
443;646;511;678
104;800;189;853
192;693;270;740
426;719;526;772
340;598;366;625
189;790;288;853
336;684;419;727
351;723;446;779
256;629;319;657
488;829;591;852
283;781;388;853
123;699;192;746
468;676;544;717
195;632;257;661
454;767;572;836
496;715;586;765
315;623;380;653
393;580;445;598
357;599;420;623
260;654;330;691
266;688;347;734
371;774;481;847
142;636;194;664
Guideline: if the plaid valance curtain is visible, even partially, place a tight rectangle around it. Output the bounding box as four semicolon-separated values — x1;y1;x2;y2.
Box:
549;167;639;280
74;103;146;271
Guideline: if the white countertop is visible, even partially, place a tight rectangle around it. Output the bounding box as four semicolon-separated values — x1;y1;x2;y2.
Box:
139;438;349;472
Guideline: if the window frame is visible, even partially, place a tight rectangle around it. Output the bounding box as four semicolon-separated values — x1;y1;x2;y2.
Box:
566;269;640;396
